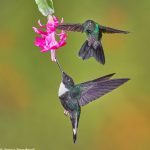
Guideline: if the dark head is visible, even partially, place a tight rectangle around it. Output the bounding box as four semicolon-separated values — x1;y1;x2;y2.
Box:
62;72;74;88
83;20;96;32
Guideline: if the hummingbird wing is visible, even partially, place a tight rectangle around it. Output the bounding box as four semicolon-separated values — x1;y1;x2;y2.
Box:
99;25;129;34
78;75;129;106
80;73;116;85
57;24;84;32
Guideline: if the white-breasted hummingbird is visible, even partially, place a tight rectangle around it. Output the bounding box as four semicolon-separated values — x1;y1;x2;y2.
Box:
56;60;129;143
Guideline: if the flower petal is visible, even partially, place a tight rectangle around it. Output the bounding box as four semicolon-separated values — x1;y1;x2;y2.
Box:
33;27;47;35
38;20;45;28
33;16;67;58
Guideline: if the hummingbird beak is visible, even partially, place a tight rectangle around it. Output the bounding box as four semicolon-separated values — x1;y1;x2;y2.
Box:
56;58;64;74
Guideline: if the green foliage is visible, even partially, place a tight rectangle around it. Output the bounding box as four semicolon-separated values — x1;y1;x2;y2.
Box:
35;0;54;16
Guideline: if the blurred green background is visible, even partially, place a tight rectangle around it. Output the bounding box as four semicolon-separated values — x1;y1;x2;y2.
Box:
0;0;150;149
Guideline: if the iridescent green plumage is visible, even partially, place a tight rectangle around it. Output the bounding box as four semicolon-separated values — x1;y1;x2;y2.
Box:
56;61;129;143
57;20;129;64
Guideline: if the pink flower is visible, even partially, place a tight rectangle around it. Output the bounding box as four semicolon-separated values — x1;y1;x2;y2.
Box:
33;16;67;61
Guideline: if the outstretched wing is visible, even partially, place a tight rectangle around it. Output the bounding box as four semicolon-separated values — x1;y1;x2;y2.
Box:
57;24;84;32
99;25;129;34
78;75;129;106
80;73;115;86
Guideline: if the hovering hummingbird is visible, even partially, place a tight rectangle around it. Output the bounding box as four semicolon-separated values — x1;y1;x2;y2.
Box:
56;60;129;143
57;20;129;64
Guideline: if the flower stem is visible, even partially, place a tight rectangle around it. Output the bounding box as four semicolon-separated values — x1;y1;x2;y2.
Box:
48;14;54;22
50;50;56;62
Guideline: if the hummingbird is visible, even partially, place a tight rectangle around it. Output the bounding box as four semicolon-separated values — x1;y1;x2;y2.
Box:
57;20;129;64
56;60;129;143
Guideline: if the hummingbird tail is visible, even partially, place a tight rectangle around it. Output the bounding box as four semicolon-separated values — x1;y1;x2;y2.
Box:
78;40;94;60
70;112;80;144
73;129;77;144
78;40;105;65
93;41;105;65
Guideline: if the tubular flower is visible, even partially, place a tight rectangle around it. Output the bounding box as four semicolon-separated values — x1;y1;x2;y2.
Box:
33;16;67;61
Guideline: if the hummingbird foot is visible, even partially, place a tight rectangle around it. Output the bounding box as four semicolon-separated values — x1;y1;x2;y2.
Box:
64;110;70;117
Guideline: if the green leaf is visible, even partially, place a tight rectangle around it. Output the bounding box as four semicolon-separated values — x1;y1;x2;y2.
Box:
35;0;55;16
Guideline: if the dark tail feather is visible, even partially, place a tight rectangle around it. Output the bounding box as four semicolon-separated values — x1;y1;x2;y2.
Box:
70;116;78;144
78;40;94;60
70;112;80;144
73;132;77;144
78;40;105;64
93;42;105;65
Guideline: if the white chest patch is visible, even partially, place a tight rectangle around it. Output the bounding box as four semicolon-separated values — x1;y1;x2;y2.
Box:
58;82;69;97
